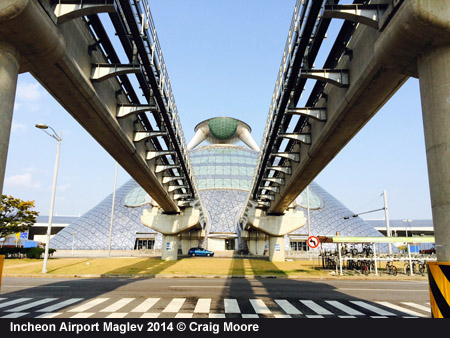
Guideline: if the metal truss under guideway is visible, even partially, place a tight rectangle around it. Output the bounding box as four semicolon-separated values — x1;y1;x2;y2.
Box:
0;0;207;218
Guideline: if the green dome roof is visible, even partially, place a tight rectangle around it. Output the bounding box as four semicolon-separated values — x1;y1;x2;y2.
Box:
208;117;239;140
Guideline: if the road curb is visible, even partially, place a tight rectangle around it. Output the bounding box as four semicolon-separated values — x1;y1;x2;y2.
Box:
2;273;427;281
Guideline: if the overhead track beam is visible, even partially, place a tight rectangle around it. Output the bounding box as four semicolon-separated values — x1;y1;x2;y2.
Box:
299;69;349;88
286;108;327;122
54;1;116;24
117;104;158;118
91;63;142;81
323;4;388;29
133;131;167;142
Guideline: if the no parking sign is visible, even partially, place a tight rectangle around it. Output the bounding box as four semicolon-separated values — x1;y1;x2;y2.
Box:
307;236;319;249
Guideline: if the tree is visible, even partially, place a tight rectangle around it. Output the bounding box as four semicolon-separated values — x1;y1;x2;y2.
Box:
0;195;39;239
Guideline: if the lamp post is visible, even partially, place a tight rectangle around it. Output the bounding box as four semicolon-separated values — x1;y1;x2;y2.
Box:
402;219;413;276
402;219;413;237
35;124;62;274
72;232;76;256
107;162;118;258
383;190;392;254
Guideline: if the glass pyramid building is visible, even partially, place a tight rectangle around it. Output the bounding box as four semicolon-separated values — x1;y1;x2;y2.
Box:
51;117;384;253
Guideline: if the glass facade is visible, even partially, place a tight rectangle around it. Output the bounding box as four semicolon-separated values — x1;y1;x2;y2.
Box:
190;145;258;191
50;144;385;252
191;145;258;244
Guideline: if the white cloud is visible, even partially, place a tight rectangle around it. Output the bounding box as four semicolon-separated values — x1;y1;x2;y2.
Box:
16;82;44;101
57;183;71;193
4;172;41;189
11;122;28;133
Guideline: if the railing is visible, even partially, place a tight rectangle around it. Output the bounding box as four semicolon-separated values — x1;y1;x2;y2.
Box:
240;0;326;221
113;1;205;216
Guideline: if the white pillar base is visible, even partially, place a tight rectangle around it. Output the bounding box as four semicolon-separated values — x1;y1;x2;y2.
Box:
161;235;179;261
269;236;285;262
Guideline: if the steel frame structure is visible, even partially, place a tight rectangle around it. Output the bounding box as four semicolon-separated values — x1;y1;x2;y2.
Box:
47;0;204;216
242;0;397;221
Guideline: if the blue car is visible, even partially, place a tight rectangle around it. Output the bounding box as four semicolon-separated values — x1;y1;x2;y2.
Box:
188;247;214;257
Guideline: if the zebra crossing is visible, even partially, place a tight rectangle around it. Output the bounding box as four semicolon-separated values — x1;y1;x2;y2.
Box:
0;297;431;319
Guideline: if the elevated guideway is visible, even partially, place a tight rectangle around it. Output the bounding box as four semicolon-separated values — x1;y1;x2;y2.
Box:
0;0;207;260
0;0;206;219
240;0;450;315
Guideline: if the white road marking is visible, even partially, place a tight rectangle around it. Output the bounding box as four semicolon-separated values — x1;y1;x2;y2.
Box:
37;298;84;312
106;313;128;318
140;313;160;318
325;300;365;316
209;314;226;318
175;313;193;318
300;300;333;315
275;300;302;315
100;298;134;312
274;314;292;318
1;313;29;318
401;302;430;313
376;302;428;318
350;301;396;316
6;298;57;312
71;313;94;318
0;298;31;309
194;299;211;313
131;298;160;313
68;298;109;312
242;314;259;318
224;299;241;314
250;299;271;314
306;315;324;318
35;313;62;318
162;298;186;313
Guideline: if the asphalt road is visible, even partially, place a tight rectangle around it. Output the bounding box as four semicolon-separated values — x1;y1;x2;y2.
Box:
0;277;431;319
0;277;428;300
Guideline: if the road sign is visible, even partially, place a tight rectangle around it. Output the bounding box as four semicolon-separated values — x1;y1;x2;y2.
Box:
307;236;319;249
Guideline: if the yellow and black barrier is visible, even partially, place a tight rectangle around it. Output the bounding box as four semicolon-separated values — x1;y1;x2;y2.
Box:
427;262;450;318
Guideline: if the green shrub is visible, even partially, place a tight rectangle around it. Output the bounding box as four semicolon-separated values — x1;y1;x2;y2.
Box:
25;247;45;259
0;247;55;259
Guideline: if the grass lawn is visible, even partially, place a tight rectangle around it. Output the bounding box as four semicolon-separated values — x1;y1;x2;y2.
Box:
1;257;328;277
1;257;427;279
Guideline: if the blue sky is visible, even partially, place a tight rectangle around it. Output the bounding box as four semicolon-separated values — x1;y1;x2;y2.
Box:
4;0;431;222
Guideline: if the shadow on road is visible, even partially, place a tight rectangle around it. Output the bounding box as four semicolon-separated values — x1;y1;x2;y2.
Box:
0;255;431;318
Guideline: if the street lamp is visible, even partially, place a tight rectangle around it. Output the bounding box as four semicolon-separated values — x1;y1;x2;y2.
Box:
36;124;62;273
402;219;413;237
72;232;76;256
402;219;414;276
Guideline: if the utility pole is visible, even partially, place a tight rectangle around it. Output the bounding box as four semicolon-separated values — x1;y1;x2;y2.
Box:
306;186;311;251
107;162;119;258
383;190;392;254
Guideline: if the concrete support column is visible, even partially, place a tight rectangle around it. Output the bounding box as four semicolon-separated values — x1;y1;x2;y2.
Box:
247;232;266;255
161;235;179;261
268;236;285;262
417;45;450;262
0;42;20;195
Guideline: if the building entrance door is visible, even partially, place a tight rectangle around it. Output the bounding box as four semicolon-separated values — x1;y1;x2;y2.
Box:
225;239;235;250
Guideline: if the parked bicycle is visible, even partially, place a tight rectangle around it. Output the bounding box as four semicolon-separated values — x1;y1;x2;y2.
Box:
404;260;426;275
362;244;373;257
385;261;397;276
